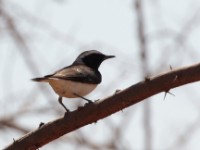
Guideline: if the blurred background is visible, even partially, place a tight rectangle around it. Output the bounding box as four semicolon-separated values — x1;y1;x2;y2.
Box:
1;0;200;149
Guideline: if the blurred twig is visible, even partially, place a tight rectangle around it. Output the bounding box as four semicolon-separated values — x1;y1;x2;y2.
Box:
0;120;30;134
134;0;152;149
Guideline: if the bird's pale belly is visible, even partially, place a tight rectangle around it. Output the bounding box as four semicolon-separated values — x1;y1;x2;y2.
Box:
49;79;97;98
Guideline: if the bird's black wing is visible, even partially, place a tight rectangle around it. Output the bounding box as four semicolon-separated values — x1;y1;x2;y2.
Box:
48;65;102;84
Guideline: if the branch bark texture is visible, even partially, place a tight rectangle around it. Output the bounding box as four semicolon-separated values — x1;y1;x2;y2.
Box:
4;63;200;150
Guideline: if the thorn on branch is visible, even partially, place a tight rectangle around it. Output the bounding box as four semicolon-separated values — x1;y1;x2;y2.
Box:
94;99;100;102
163;90;175;100
114;89;121;95
39;122;45;128
145;76;151;82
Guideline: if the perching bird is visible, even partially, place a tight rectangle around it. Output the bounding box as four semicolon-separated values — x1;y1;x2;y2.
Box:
32;50;115;112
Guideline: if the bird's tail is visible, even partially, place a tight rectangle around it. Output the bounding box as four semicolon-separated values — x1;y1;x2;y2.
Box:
31;77;49;82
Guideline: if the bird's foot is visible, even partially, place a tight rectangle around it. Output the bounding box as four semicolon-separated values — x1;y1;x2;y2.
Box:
64;111;70;118
84;101;94;106
86;99;93;103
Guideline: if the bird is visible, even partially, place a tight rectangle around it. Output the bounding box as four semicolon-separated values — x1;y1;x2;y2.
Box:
32;50;115;112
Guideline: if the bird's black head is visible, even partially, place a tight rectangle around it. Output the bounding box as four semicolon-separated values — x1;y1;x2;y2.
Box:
73;50;115;69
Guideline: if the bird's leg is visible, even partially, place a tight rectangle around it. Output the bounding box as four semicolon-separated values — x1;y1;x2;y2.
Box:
73;93;93;103
58;96;70;112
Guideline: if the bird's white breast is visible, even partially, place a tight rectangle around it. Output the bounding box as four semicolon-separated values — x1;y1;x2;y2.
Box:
48;79;97;98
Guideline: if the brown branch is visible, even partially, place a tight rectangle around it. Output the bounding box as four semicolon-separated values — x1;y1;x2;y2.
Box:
4;63;200;150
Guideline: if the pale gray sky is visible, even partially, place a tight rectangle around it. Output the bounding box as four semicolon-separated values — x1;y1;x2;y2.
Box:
1;0;200;149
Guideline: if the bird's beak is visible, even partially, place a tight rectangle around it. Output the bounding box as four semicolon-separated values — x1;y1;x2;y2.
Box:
104;55;115;60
